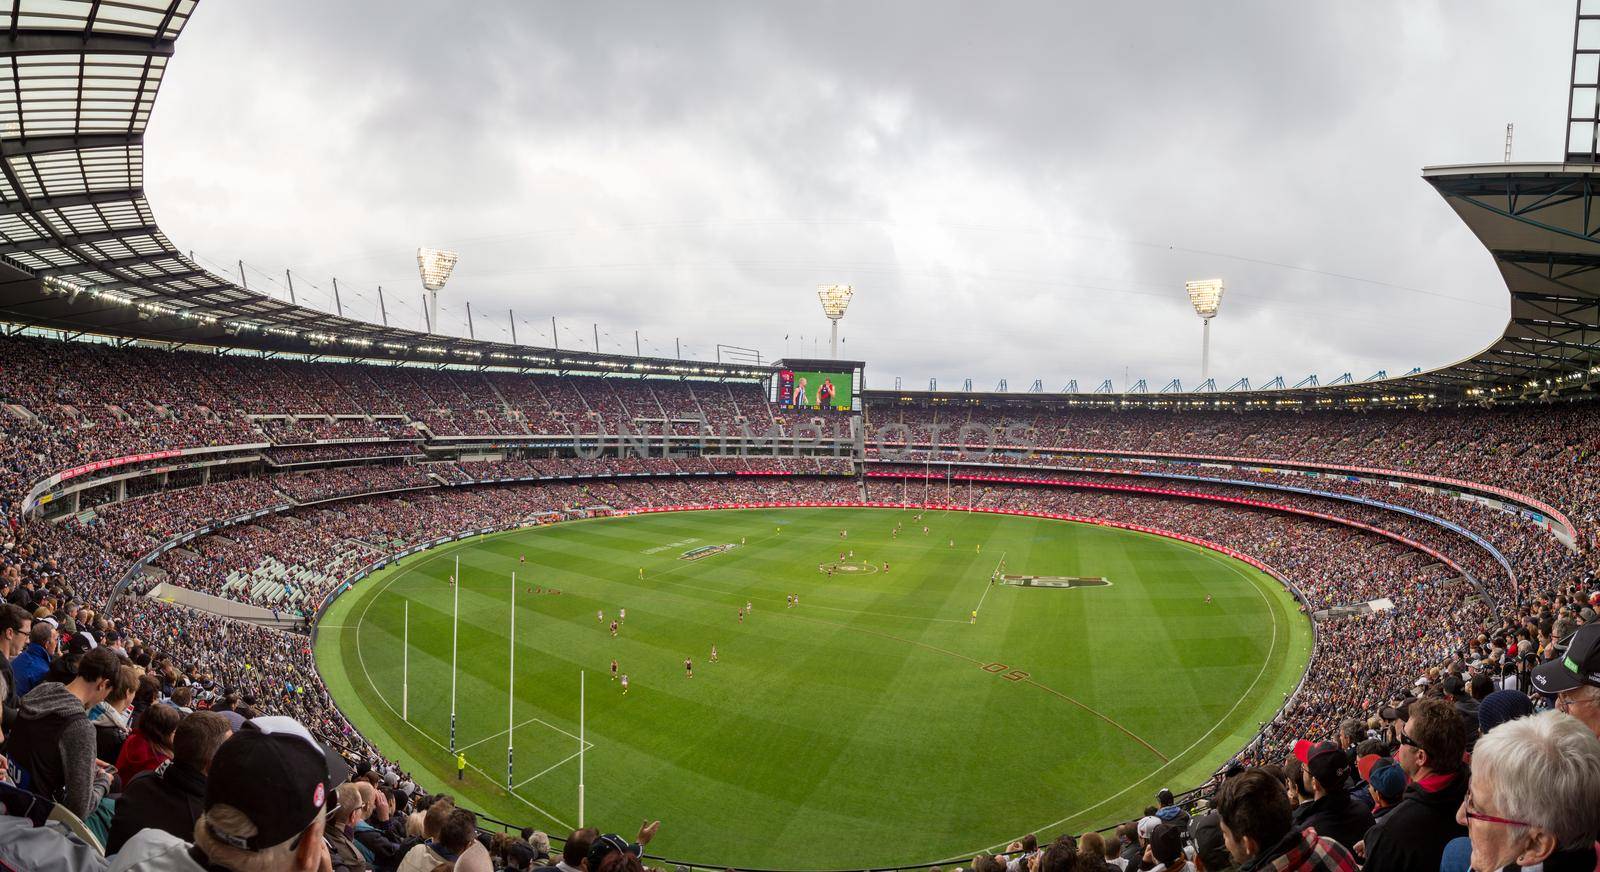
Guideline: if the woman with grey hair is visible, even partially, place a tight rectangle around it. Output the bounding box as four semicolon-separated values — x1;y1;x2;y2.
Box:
1458;710;1600;872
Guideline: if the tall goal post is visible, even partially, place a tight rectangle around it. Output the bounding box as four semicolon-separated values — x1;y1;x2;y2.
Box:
585;668;592;825
402;601;409;721
508;571;515;789
450;555;459;754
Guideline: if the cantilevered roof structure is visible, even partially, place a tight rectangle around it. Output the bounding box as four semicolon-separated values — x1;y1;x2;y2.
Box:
0;1;1594;402
1421;164;1600;399
0;1;769;379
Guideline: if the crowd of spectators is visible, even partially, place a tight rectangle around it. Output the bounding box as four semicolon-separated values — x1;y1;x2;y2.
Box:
266;443;427;466
6;333;1600;868
865;401;1600;545
258;417;419;445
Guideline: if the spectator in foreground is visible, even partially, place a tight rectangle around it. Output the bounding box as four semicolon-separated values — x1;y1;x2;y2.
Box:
115;699;179;779
1475;688;1533;738
9;645;120;821
1115;822;1140;871
106;709;233;854
1288;741;1372;851
11;616;56;698
1188;812;1236;872
397;799;459;872
326;781;373;872
1154;788;1191;829
583;823;661;872
1359;698;1469;872
1358;758;1406;822
109;715;347;872
1077;831;1118;872
1458;710;1600;872
1144;822;1192;872
0;603;31;739
1034;836;1077;872
1214;768;1358;872
354;784;406;871
1531;623;1600;740
91;663;141;765
548;827;598;872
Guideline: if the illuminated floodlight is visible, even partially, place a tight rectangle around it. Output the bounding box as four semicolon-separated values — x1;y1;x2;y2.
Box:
417;247;460;334
1185;279;1225;380
817;284;854;358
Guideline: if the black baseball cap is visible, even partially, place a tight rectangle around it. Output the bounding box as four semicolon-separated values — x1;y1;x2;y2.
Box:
1189;813;1230;870
1532;625;1600;695
1149;823;1184;865
203;716;351;851
1294;740;1348;786
1379;698;1415;722
587;833;642;869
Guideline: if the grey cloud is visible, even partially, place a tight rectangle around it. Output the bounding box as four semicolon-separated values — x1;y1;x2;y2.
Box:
144;0;1565;388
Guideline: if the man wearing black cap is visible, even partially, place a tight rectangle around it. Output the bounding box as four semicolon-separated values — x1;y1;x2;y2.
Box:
1288;741;1373;852
1142;822;1192;872
1531;623;1600;740
109;715;349;872
583;820;660;872
1188;813;1234;872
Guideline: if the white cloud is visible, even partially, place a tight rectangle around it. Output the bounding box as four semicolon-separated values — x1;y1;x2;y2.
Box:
143;0;1564;388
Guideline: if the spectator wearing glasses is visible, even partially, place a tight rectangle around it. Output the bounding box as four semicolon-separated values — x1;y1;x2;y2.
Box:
1359;698;1469;872
11;616;56;698
326;781;373;872
1287;741;1373;852
1456;710;1600;872
1531;623;1600;740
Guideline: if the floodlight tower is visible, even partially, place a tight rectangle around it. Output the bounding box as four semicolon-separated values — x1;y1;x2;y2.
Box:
1186;279;1225;381
817;284;854;358
417;248;460;334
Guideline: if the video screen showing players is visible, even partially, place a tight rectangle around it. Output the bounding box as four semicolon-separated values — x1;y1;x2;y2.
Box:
777;369;853;410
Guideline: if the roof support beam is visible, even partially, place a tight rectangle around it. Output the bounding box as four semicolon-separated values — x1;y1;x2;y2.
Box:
33;252;184;277
0;30;175;58
0;132;140;159
0;187;143;217
0;223;160;253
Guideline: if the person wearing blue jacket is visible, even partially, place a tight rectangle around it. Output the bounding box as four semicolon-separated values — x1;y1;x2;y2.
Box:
10;620;56;699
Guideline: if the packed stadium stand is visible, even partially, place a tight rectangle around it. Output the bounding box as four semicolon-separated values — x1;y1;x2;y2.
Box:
2;1;1600;871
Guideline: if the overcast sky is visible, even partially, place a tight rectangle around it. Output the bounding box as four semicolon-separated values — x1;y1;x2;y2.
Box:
143;1;1572;390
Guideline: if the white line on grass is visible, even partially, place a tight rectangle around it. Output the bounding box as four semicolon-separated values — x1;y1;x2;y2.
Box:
455;717;596;756
971;551;1007;617
937;551;1285;863
352;549;575;832
512;750;584;790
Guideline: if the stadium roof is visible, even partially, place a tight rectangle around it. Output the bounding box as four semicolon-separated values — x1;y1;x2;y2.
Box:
0;1;767;379
0;3;1593;402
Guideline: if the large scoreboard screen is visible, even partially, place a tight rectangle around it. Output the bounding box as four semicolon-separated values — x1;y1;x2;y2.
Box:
777;369;853;411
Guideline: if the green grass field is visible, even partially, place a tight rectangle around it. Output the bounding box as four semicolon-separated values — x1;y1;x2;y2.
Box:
314;507;1310;869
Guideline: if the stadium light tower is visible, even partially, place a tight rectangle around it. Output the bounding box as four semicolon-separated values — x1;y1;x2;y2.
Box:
817;284;854;358
417;247;460;334
1186;279;1225;381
